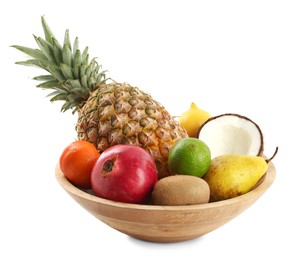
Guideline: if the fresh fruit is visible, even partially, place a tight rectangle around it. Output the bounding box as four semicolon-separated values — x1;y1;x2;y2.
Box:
91;145;158;204
198;113;264;159
59;140;100;189
12;16;188;179
152;175;210;206
178;103;211;137
203;147;278;202
168;138;211;177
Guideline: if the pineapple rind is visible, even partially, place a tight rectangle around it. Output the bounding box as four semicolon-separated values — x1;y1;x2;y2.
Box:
76;82;188;179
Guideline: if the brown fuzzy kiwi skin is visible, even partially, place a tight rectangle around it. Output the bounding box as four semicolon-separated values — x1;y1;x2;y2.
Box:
197;113;264;156
151;175;210;206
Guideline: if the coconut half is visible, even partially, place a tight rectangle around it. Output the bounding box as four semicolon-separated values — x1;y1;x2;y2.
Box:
197;113;264;159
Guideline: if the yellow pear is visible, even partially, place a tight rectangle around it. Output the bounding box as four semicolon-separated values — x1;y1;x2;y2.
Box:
204;148;278;202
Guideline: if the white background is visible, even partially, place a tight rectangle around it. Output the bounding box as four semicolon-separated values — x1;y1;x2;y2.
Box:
1;0;292;259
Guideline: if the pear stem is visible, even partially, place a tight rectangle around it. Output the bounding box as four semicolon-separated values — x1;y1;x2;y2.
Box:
266;147;278;164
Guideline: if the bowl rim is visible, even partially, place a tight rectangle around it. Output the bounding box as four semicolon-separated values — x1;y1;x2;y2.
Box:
55;160;276;211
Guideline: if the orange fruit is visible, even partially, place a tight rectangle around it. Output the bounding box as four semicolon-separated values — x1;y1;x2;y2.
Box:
168;138;211;177
59;140;100;189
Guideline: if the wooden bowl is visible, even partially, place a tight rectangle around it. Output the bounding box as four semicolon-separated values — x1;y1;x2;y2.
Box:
55;162;276;243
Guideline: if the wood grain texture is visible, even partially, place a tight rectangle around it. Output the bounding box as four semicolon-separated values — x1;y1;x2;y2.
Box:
55;161;276;242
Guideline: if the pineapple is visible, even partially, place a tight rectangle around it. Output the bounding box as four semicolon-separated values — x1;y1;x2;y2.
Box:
13;17;188;179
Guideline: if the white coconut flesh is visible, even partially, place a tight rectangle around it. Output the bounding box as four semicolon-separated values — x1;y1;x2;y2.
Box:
198;114;263;159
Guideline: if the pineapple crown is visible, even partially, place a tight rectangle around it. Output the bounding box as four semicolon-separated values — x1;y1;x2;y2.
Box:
12;16;108;113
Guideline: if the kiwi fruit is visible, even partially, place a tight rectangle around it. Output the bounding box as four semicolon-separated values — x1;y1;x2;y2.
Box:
151;175;210;206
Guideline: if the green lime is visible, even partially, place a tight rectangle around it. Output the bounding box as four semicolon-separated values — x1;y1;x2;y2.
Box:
168;138;211;177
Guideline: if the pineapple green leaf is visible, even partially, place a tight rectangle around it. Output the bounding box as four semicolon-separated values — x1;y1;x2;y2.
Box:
49;92;69;102
60;63;74;79
70;88;89;100
67;94;78;102
62;44;72;67
73;49;82;68
73;37;79;57
61;102;75;113
47;64;66;81
82;54;89;66
94;63;102;73
46;89;68;97
81;74;88;88
81;47;89;65
96;70;108;84
68;79;82;88
88;76;97;91
63;29;72;51
73;66;80;79
11;45;47;60
15;59;51;71
41;16;56;45
36;80;60;89
79;65;87;80
34;36;56;63
33;75;56;81
85;62;94;77
53;83;72;93
52;38;63;65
